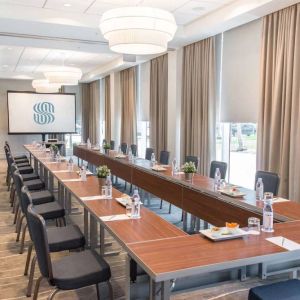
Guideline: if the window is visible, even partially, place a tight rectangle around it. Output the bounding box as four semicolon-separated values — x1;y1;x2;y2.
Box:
137;121;150;158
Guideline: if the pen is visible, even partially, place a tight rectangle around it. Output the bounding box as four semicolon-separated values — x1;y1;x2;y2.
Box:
282;237;285;246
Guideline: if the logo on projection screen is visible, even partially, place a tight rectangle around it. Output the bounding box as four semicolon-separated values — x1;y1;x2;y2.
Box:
33;102;55;125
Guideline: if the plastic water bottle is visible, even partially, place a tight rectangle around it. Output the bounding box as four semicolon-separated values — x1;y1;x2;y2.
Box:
172;158;177;174
151;153;156;166
214;168;221;191
131;189;141;219
68;157;74;172
256;178;264;200
80;165;87;181
87;138;91;149
262;193;274;232
106;174;112;199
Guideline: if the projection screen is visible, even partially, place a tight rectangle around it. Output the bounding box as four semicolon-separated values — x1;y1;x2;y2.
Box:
7;91;76;134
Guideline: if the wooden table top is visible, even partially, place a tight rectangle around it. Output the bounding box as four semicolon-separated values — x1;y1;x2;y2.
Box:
126;221;300;281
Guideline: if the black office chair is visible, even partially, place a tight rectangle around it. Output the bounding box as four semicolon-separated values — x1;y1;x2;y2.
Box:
131;144;138;157
248;279;300;300
255;170;280;196
209;161;227;179
121;142;128;154
145;148;154;160
185;155;199;170
110;140;115;150
159;150;170;165
27;205;113;300
22;188;85;297
13;172;65;254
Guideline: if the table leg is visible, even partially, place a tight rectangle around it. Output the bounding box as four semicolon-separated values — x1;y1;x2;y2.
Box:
84;208;89;246
49;174;54;194
100;224;105;255
125;254;131;300
44;168;48;189
90;214;98;250
161;281;171;300
34;158;38;174
182;211;187;232
150;280;158;300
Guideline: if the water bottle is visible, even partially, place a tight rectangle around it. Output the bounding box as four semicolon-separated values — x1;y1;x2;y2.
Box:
151;153;156;166
68;157;74;172
87;138;91;149
214;168;221;191
106;174;112;199
256;178;264;200
80;165;87;181
128;148;133;161
55;150;61;163
172;158;177;174
262;192;274;232
131;189;141;219
118;145;122;154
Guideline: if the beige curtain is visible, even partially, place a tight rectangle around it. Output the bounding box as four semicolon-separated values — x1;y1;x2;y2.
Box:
181;37;216;175
150;54;168;157
120;67;137;145
104;75;111;142
81;80;100;144
257;4;300;200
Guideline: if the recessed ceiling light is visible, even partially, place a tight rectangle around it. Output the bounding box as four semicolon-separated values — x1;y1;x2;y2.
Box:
193;6;205;12
7;47;12;50
2;64;9;68
64;3;72;7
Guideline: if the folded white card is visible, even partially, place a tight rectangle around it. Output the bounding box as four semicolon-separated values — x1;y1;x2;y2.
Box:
100;214;130;222
80;195;106;201
266;236;300;251
273;197;290;203
53;170;70;173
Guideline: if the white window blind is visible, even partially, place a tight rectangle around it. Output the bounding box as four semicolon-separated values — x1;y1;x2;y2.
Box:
221;19;262;123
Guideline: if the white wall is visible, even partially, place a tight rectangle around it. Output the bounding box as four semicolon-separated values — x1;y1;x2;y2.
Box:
0;79;40;158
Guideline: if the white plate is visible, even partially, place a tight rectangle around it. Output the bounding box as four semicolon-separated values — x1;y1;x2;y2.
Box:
152;166;167;172
115;197;131;207
220;189;246;198
200;227;248;241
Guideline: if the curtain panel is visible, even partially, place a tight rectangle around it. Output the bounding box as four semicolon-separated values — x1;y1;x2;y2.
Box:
181;37;216;175
81;80;100;144
120;67;137;146
104;75;111;142
149;54;168;158
257;4;300;200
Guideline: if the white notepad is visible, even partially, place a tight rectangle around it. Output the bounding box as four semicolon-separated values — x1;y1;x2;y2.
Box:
62;178;82;182
80;195;107;201
266;236;300;251
273;197;290;203
52;170;70;173
100;214;130;222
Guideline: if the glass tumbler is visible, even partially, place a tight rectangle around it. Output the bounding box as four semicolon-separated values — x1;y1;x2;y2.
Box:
248;217;261;235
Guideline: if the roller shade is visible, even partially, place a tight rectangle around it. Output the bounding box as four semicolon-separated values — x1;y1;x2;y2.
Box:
221;19;262;123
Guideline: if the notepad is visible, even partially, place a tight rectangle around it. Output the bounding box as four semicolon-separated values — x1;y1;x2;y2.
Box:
100;214;130;222
80;195;107;201
273;197;290;203
52;170;70;173
62;178;82;182
266;236;300;251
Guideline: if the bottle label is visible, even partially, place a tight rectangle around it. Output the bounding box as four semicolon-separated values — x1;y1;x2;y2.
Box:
263;212;273;230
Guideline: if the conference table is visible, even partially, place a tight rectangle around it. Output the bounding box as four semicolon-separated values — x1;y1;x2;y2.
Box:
24;144;300;299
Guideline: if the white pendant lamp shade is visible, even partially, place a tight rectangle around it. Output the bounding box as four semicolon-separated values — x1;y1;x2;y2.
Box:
99;7;177;55
44;67;82;86
32;79;61;93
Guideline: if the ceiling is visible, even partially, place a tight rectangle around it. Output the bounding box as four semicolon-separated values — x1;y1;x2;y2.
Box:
0;0;298;81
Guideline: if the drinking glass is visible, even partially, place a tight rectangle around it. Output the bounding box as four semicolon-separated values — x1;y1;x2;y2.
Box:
125;200;132;217
248;217;261;235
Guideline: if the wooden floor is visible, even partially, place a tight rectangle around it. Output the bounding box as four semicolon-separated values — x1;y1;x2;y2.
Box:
0;160;283;300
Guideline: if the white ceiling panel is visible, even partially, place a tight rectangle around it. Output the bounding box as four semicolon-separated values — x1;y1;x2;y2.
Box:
44;0;95;13
176;1;222;15
0;0;45;7
139;0;189;12
174;11;198;25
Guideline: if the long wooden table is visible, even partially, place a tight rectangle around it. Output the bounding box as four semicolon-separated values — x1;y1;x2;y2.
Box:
73;145;300;225
24;145;300;299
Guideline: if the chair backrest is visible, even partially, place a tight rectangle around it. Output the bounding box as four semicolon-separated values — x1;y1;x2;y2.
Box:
27;204;53;279
110;140;115;150
120;142;128;154
102;139;107;145
185;156;199;170
159;150;170;165
255;170;280;196
21;187;34;239
210;161;227;179
130;144;137;156
145;148;154;160
12;171;28;214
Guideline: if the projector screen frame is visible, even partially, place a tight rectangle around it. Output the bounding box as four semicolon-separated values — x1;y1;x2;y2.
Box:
7;90;77;135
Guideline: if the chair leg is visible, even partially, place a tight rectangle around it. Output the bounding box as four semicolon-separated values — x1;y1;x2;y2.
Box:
9;185;15;203
107;281;114;300
96;283;101;300
19;223;28;254
16;214;25;241
24;243;33;275
32;275;43;300
10;187;16;207
7;175;11;191
27;255;37;297
48;288;60;300
160;199;163;209
168;203;172;214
